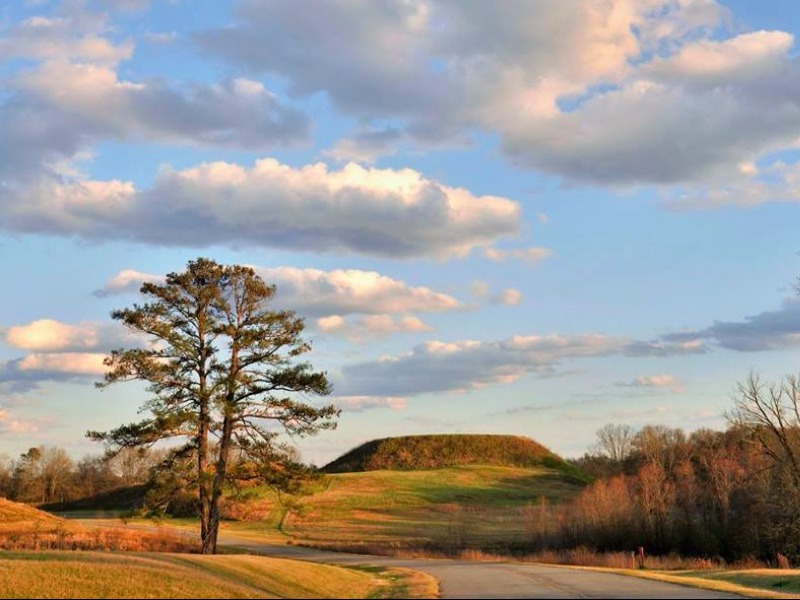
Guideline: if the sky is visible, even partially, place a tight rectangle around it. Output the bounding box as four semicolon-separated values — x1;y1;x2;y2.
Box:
2;0;800;468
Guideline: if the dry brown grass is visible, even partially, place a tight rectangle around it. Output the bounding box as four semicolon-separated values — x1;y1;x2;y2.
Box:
518;547;737;570
0;497;197;552
0;551;422;599
0;498;61;526
0;524;197;552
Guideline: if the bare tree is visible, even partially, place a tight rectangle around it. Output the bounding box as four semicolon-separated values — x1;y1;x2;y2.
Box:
729;371;800;489
591;423;635;462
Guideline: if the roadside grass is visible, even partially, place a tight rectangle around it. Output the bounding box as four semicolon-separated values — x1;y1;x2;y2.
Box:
0;551;437;599
582;567;800;599
1;498;196;552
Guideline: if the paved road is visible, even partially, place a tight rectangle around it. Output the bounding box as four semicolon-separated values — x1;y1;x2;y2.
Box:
220;534;748;599
78;521;749;599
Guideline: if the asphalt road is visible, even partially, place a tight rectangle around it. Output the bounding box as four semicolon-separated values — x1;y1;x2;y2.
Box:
75;521;749;599
220;534;749;599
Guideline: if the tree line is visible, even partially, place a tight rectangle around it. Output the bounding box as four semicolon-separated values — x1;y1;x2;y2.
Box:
538;376;800;564
0;446;159;505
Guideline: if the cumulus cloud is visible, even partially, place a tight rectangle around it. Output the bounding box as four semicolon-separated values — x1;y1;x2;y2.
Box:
97;265;463;319
664;296;800;352
617;374;686;393
0;3;309;216
0;317;144;391
3;318;137;352
0;352;108;393
665;160;800;209
335;333;705;398
93;269;163;297
12;63;310;152
0;14;133;65
3;160;519;258
192;0;800;187
316;314;433;343
257;267;462;316
333;396;407;412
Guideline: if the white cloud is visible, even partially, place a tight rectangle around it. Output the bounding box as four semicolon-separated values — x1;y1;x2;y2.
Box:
6;319;96;351
643;30;792;86
97;265;463;319
495;288;523;306
617;374;686;393
14;63;309;150
3;318;136;352
17;352;107;375
336;333;706;397
0;15;133;65
665;160;800;209
93;269;163;297
333;396;407;412
483;247;553;264
258;267;462;316
197;0;800;187
0;5;309;198
664;296;800;352
0;352;109;393
316;314;433;343
3;160;520;258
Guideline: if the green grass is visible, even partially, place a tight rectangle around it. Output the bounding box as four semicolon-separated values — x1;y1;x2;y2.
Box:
77;464;582;552
323;434;589;483
0;551;436;599
672;569;800;596
574;566;800;599
219;465;582;550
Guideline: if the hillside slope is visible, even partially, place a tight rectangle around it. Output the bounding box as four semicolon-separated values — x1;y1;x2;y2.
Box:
322;434;586;480
0;497;62;527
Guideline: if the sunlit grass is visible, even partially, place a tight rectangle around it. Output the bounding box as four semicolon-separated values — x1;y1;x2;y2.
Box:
196;465;582;551
559;565;800;599
0;551;436;599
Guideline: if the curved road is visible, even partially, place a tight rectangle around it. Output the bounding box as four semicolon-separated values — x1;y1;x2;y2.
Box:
79;521;748;599
220;534;747;599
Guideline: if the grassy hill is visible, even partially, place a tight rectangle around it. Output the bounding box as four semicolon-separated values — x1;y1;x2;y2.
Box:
322;434;588;481
224;447;587;555
0;551;436;598
40;435;589;555
0;497;63;529
285;464;582;552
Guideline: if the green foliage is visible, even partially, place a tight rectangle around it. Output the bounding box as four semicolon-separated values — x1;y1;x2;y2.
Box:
323;434;589;481
89;257;339;553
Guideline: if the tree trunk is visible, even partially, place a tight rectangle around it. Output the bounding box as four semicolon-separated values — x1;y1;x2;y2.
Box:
206;415;234;555
199;412;214;554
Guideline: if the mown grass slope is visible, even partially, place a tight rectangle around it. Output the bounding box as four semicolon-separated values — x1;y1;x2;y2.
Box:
0;497;195;552
322;434;588;482
0;497;62;528
227;464;584;552
0;551;435;599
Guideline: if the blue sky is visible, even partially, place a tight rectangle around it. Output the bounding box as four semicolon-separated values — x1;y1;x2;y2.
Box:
2;0;800;467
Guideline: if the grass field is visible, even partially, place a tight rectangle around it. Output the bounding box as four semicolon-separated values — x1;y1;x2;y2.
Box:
601;567;800;599
220;465;582;551
0;551;438;599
